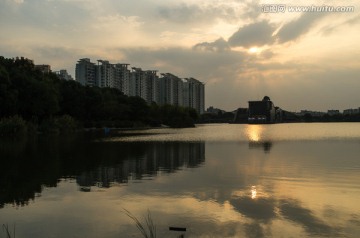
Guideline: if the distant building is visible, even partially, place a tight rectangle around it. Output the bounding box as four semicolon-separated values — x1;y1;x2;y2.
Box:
327;110;340;116
35;64;51;74
248;96;276;123
343;108;359;115
55;69;73;81
233;108;248;123
206;106;225;115
296;110;325;117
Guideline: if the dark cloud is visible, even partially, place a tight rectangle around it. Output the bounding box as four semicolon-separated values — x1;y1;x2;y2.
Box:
119;46;248;79
228;20;275;47
276;12;327;43
193;38;231;52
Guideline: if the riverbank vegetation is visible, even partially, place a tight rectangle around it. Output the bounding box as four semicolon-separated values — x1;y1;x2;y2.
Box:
0;56;198;136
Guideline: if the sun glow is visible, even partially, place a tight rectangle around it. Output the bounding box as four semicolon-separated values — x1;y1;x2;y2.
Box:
251;186;257;199
248;47;259;54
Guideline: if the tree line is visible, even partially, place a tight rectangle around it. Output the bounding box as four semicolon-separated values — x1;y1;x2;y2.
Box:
0;56;198;136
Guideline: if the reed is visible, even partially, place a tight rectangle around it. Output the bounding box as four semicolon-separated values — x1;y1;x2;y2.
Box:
2;224;15;238
123;209;156;238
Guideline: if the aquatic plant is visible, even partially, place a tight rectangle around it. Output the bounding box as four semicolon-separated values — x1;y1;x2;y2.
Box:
123;209;157;238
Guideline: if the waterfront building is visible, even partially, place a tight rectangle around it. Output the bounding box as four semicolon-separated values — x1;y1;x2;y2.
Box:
327;110;340;116
343;108;360;115
183;78;205;114
75;58;96;86
144;70;159;104
248;96;276;123
74;58;205;112
96;60;116;88
114;64;131;95
159;73;184;107
297;110;326;117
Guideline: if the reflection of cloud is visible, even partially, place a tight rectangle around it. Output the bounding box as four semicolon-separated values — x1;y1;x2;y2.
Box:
230;196;276;222
279;199;338;236
244;222;265;238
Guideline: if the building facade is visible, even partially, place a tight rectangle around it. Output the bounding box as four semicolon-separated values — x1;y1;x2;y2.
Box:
75;58;96;87
75;58;205;114
248;96;276;123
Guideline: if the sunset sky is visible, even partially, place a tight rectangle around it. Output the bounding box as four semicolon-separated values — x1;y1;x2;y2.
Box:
1;0;359;111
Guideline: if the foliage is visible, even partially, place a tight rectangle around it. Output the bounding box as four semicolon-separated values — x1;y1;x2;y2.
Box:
54;115;78;133
0;115;27;137
0;56;197;129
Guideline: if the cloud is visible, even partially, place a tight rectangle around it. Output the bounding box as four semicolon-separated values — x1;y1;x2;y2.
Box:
321;14;360;35
276;12;327;43
193;38;231;52
157;2;247;25
228;20;276;48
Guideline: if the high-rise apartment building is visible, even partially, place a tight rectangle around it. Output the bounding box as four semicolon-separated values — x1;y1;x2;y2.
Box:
75;58;205;114
114;64;131;95
75;58;96;86
183;78;205;114
159;73;184;107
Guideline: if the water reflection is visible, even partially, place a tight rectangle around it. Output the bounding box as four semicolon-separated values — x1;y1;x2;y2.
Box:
0;135;205;207
248;141;273;153
1;126;360;238
246;125;264;142
76;142;205;191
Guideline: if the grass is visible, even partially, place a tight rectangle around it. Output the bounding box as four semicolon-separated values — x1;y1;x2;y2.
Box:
2;224;15;238
123;209;157;238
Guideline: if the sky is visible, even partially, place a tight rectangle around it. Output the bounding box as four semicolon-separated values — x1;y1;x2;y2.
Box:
0;0;359;112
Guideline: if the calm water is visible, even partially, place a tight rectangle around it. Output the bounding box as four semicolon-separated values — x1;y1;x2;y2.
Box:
1;123;360;238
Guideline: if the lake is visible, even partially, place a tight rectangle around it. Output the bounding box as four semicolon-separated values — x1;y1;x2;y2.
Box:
1;123;360;238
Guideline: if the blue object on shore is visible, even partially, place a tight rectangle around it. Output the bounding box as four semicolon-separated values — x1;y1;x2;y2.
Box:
104;127;110;135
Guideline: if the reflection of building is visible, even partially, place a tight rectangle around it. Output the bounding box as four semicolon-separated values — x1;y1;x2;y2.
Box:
76;142;206;189
248;141;273;153
248;96;276;123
